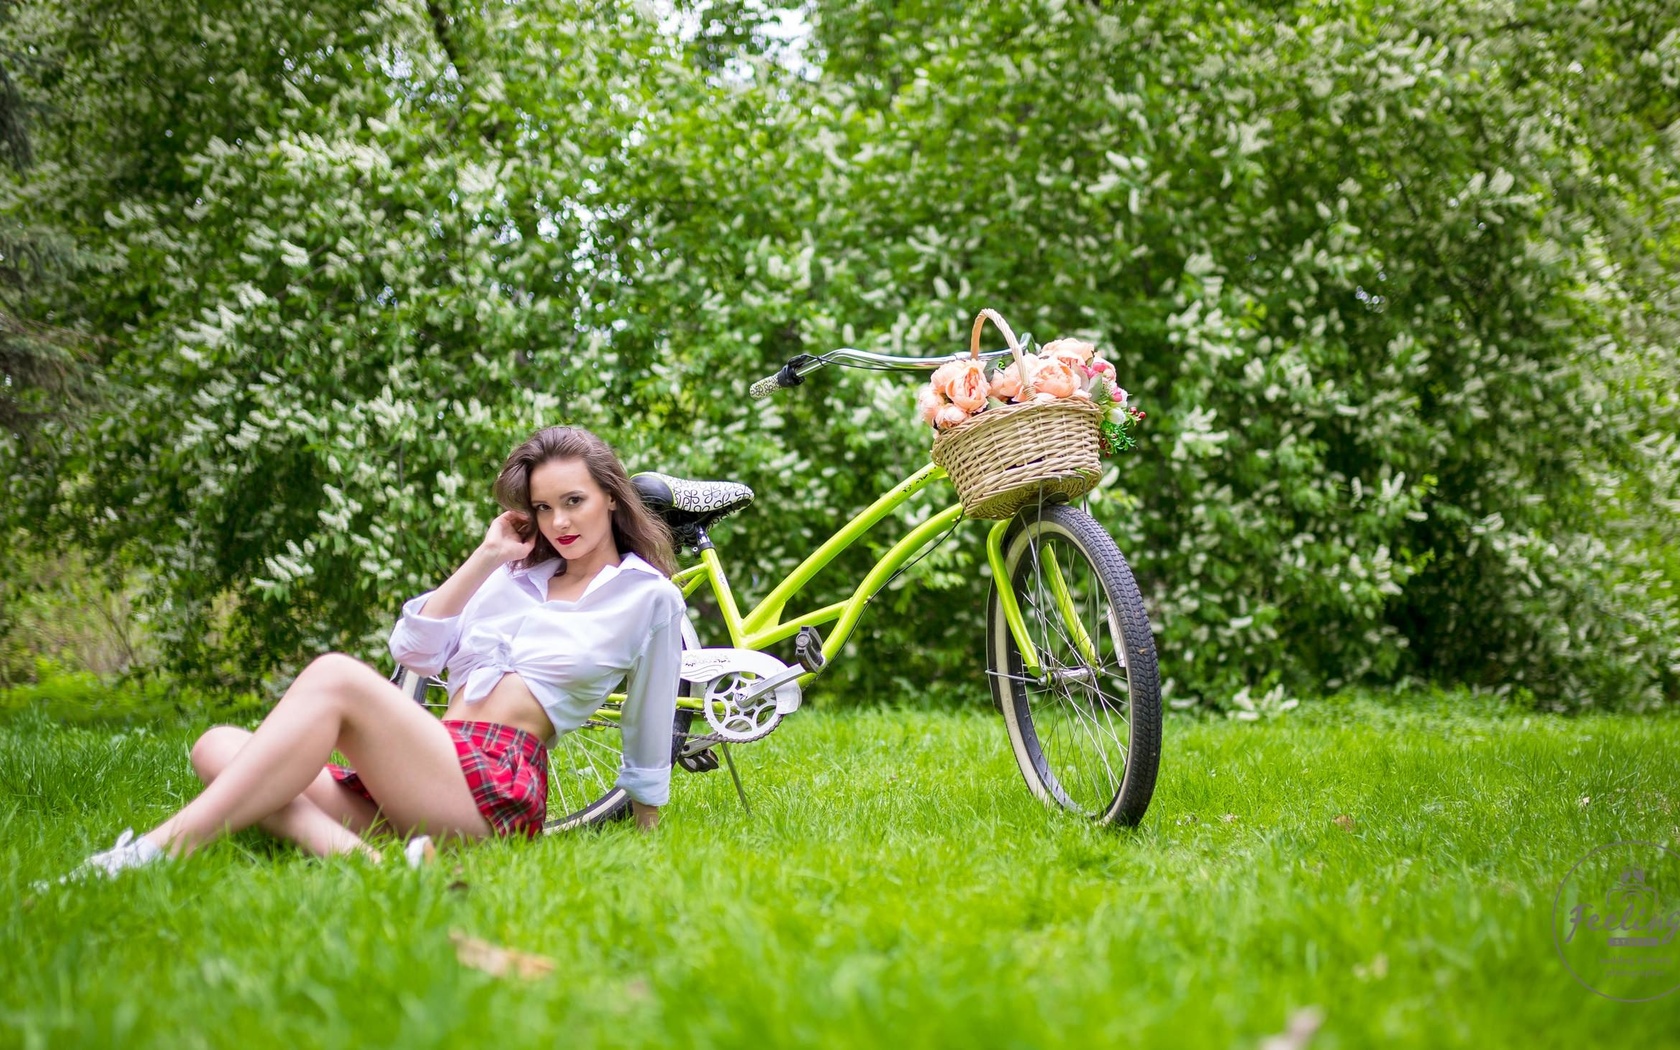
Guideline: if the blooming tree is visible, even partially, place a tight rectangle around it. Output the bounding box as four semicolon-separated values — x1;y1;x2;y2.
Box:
2;0;1676;709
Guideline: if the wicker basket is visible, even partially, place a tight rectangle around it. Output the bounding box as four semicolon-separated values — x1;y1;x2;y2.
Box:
931;309;1103;520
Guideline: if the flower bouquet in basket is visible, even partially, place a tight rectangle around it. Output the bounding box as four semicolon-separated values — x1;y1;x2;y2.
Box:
920;309;1145;519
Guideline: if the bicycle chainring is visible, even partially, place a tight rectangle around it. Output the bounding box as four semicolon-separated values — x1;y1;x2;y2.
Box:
701;672;784;743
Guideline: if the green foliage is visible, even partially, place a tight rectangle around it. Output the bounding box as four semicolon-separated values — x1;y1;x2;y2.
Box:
0;0;90;436
0;0;1675;708
0;665;266;726
0;541;148;685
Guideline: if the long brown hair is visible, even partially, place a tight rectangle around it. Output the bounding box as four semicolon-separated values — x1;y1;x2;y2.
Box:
492;426;677;577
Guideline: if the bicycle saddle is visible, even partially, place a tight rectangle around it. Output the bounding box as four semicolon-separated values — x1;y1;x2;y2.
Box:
631;472;754;545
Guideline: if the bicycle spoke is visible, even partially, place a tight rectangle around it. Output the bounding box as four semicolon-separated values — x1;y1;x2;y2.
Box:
549;722;624;814
1050;671;1125;792
1042;688;1118;801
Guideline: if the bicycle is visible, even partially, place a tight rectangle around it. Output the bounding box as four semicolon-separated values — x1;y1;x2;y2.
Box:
397;344;1162;832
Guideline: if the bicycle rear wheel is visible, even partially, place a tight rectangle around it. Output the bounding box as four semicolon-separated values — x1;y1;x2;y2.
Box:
543;617;702;833
987;503;1161;826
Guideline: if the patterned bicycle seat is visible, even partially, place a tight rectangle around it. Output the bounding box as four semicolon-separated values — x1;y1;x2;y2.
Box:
631;472;754;545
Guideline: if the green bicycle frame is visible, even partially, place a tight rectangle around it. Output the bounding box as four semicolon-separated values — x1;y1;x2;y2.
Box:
670;462;1053;687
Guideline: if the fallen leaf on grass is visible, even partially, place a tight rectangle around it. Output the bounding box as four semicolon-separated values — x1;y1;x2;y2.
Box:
1259;1006;1324;1050
1578;796;1591;808
1332;814;1355;831
450;931;555;980
1352;953;1388;981
1221;814;1239;824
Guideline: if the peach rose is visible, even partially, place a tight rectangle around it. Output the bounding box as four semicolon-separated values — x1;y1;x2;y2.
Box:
990;356;1039;402
943;359;990;412
916;385;946;425
1042;338;1096;366
1033;357;1080;399
1046;343;1099;390
934;404;970;430
929;360;966;399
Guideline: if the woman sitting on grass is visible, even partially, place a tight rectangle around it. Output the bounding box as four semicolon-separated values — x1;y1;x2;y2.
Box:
68;426;686;877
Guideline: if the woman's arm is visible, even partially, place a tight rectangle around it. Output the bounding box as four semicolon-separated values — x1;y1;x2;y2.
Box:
390;512;536;675
419;511;535;619
616;606;683;831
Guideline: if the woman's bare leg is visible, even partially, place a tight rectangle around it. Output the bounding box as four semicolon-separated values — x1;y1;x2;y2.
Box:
147;653;490;857
189;725;380;858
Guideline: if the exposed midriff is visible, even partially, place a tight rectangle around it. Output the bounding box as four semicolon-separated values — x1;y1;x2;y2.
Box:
443;671;554;741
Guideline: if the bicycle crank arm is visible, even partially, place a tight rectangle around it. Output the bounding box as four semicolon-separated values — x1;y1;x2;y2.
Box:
681;647;803;713
732;663;807;713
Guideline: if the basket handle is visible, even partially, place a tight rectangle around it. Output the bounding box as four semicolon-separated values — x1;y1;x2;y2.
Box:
970;308;1034;397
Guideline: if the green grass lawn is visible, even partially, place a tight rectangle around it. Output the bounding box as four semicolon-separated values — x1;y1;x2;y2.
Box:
3;695;1677;1048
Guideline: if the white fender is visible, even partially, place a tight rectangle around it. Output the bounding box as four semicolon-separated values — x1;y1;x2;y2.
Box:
679;647;802;713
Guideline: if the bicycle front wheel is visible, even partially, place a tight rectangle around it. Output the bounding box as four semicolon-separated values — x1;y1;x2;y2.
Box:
987;503;1161;826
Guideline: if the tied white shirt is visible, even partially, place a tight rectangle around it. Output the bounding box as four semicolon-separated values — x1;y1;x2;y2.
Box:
387;552;686;807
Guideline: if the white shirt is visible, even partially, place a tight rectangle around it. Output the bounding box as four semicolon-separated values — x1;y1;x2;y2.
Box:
387;552;686;806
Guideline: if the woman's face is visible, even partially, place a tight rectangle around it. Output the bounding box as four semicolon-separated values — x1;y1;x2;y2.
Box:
528;457;618;567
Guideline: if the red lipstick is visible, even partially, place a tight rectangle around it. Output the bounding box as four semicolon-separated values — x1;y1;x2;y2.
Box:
558;534;578;546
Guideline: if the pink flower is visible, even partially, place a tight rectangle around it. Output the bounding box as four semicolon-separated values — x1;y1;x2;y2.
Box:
934;404;969;430
990;357;1038;402
1086;358;1116;382
940;358;990;412
929;360;965;397
1041;338;1096;364
1033;357;1080;399
916;385;946;425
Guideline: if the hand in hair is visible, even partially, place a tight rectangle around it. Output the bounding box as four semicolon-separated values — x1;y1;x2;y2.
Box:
481;511;537;565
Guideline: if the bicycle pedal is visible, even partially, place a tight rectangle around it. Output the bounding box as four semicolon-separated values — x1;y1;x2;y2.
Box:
794;626;826;674
679;749;720;773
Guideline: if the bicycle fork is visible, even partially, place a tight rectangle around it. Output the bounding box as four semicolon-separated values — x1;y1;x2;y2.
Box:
987;518;1103;684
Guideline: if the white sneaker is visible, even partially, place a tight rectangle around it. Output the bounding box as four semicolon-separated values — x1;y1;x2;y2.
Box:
52;828;164;886
404;835;436;869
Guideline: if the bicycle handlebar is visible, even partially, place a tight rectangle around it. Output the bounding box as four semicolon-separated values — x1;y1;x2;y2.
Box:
750;355;816;400
750;346;1016;400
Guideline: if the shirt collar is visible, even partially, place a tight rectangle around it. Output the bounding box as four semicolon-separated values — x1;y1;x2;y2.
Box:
616;552;665;578
509;551;666;600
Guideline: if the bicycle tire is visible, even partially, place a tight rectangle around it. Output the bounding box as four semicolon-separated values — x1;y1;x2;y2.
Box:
987;503;1161;826
543;616;702;833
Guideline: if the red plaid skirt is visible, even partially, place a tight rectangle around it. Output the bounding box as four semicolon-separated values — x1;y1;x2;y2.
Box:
328;720;549;839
